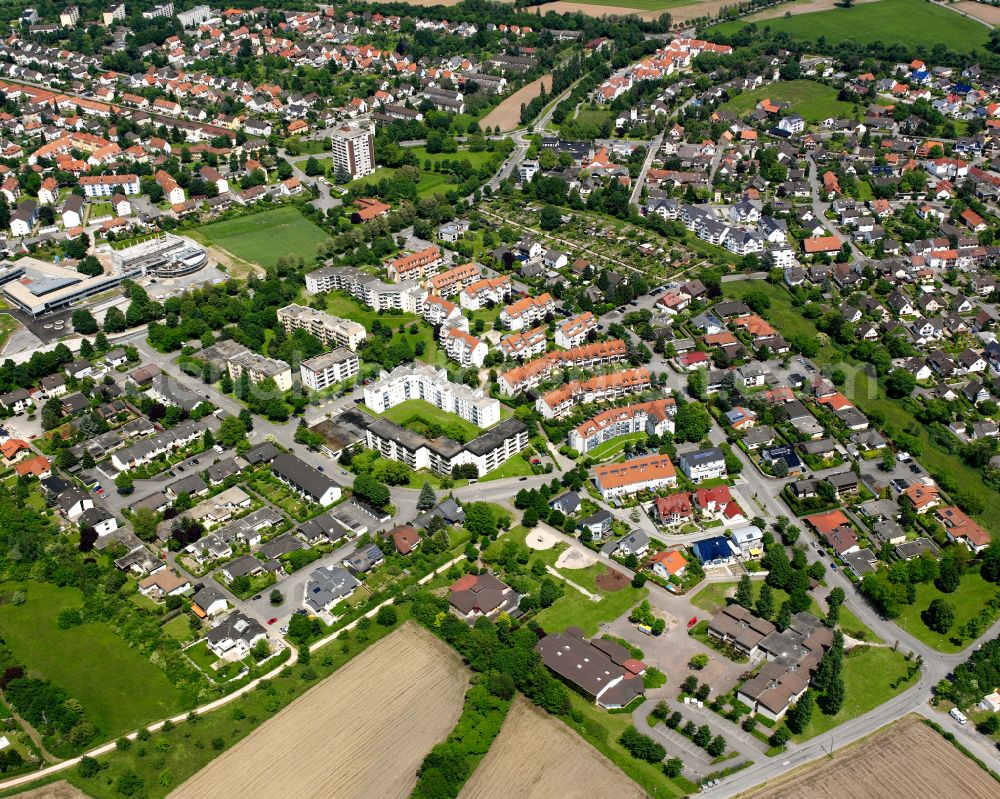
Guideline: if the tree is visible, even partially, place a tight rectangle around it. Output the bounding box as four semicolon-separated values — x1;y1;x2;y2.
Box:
785;690;813;733
71;309;98;334
776;601;792;631
735;574;754;608
352;473;390;509
217;416;248;448
114;472;134;495
269;589;283;606
250;639;270;661
756;582;774;619
539;205;562;230
769;726;790;748
375;605;398;626
821;675;845;715
924;598;955;634
417;482;436;511
935;559;961;593
886;368;917;398
674;401;712;442
706;735;726;758
464;502;498;538
693;724;712;747
304;156;323;176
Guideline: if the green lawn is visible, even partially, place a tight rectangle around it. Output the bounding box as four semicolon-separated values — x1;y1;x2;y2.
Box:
837;605;881;644
192;206;332;269
892;572;999;652
323;292;418;330
379;398;484;442
584;433;648;462
709;0;991;53
691;579;822;618
351;166;454;199
0;582;183;741
162;614;193;643
481;454;534;482
406;146;495;171
793;647;916;740
724;281;999;533
564;692;697;799
536;569;647;637
718;79;859;124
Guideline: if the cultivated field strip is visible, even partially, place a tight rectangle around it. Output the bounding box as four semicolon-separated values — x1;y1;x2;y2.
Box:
459;697;647;799
743;716;1000;799
169;624;468;799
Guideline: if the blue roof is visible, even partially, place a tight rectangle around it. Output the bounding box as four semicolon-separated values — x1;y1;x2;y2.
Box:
692;536;733;563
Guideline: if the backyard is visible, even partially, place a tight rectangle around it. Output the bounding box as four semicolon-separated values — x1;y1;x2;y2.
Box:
709;0;991;53
0;582;184;743
718;79;860;124
191;206;332;269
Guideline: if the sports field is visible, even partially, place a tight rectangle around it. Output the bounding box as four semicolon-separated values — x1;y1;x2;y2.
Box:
718;79;859;123
192;206;332;269
0;582;183;742
709;0;990;53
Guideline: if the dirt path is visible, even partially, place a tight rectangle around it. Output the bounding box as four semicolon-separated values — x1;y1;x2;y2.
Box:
1;691;59;763
744;0;879;21
479;75;553;133
941;0;1000;26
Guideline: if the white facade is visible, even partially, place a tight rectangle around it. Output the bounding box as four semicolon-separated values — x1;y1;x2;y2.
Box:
300;348;360;391
277;304;366;351
331;124;375;179
364;363;499;427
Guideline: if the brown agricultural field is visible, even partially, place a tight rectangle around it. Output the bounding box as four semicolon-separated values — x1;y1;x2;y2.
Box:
479;75;552;132
741;716;999;799
168;624;468;799
951;0;1000;25
11;783;90;799
459;697;647;799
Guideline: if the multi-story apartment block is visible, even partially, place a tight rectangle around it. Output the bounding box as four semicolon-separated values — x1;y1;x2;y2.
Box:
498;339;629;395
227;350;292;392
331;124;375;179
679;447;727;482
305;266;426;314
459;276;512;310
428;262;481;297
536;368;652;419
300;348;360;391
422;295;466;329
568;399;677;452
593;454;678;501
499;326;548;360
79;174;140;197
500;293;555;330
364;364;500;427
277;304;367;351
441;327;487;368
387;245;442;282
555;311;598;349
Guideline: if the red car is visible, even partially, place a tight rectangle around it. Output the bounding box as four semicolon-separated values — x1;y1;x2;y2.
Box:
687;616;698;629
267;617;278;625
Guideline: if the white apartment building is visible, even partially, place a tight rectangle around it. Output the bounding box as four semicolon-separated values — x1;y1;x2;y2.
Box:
459;276;512;311
441;327;487;368
331;124;375;179
227;351;292;392
500;293;555;331
304;266;425;314
277;304;367;351
300;348;360;391
79;174;140;197
364;364;499;427
555;311;597;349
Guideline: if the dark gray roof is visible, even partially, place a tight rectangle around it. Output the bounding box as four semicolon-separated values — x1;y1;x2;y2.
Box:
271;453;340;502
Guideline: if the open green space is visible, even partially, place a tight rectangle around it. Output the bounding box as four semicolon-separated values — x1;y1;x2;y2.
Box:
379;398;484;442
536;567;647;637
709;0;991;53
481;453;535;482
323;292;418;330
192;206;332;269
718;79;859;124
724;280;999;532
405;146;495;171
350;166;454;199
837;605;881;644
564;692;697;799
793;647;916;740
584;433;648;462
892;572;999;652
0;582;183;741
691;579;823;618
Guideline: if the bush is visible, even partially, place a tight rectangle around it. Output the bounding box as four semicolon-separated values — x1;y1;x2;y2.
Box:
619;726;666;763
